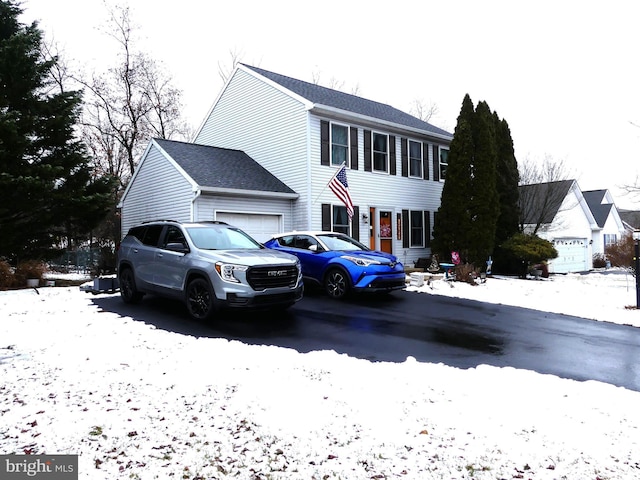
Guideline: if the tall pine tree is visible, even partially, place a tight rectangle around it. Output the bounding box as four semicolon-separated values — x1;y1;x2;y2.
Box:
0;0;113;260
493;113;520;246
432;95;515;267
432;94;475;259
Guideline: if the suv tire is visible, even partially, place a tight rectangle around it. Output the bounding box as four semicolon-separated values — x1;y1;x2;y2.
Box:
120;267;144;304
186;277;216;320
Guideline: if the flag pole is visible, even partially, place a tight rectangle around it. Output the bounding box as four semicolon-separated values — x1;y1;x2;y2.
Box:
312;162;346;206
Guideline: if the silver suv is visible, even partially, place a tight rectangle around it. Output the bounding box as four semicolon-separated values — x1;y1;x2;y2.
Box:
117;220;303;320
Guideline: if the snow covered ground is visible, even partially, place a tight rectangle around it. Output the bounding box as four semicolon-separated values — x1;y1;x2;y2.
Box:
1;271;640;479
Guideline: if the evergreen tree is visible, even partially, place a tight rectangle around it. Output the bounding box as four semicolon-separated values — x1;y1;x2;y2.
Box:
432;94;475;260
493;113;520;246
433;95;519;267
0;0;114;260
467;100;499;264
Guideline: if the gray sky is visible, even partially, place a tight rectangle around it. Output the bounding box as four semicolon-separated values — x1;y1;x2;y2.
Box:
20;0;640;209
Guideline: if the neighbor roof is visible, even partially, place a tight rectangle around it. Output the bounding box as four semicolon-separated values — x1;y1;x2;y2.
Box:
242;64;452;139
518;180;574;224
619;210;640;229
582;190;613;228
154;138;296;195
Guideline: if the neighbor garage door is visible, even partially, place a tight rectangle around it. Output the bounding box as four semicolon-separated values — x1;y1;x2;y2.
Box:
216;212;282;242
550;238;589;273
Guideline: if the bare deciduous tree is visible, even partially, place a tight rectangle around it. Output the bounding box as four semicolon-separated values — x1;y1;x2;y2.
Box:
218;47;244;84
410;98;439;123
77;3;189;188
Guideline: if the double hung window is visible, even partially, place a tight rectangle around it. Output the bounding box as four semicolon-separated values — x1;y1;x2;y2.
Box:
331;123;349;166
409;140;423;178
439;147;449;180
410;210;424;247
373;132;388;172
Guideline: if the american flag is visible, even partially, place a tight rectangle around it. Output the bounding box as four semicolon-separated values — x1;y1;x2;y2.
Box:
328;164;354;219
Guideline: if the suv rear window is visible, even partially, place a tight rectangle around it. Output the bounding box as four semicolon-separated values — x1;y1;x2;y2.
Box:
127;225;164;246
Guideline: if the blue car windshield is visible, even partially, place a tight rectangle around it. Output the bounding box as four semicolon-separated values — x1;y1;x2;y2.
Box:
186;226;262;250
318;234;369;251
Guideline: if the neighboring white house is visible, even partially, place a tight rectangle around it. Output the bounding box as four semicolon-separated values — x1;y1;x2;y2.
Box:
120;64;453;267
582;189;626;255
519;180;626;273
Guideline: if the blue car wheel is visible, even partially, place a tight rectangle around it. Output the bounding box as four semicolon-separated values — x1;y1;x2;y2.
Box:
324;268;350;299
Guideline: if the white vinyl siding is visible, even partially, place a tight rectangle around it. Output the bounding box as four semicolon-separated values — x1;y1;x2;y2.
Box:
309;117;444;265
120;145;194;238
195;68;309;228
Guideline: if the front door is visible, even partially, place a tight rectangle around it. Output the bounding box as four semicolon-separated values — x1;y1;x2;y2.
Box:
379;210;392;254
369;207;376;250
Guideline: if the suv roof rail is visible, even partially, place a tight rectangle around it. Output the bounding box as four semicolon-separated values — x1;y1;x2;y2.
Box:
198;220;228;225
141;219;180;224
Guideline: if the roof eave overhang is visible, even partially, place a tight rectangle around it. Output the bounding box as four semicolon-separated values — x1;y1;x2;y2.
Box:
198;186;299;200
308;103;453;142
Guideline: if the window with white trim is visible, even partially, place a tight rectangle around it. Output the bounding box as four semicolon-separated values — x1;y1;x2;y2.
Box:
409;140;423;178
332;205;351;235
439;147;449;180
331;123;349;166
410;210;424;247
373;132;388;172
604;234;618;246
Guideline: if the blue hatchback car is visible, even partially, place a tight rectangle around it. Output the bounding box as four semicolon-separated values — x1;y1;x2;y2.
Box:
263;231;406;299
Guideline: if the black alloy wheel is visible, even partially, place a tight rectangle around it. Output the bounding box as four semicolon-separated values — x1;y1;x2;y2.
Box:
186;278;216;320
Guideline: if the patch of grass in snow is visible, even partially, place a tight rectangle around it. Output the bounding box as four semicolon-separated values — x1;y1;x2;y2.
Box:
465;463;491;476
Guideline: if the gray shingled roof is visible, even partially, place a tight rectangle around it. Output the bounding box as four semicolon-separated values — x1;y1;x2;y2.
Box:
518;180;574;224
582;190;612;228
154;138;296;195
619;210;640;229
242;64;452;138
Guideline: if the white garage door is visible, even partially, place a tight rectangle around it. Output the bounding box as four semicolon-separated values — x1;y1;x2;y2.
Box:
216;212;282;242
550;238;589;273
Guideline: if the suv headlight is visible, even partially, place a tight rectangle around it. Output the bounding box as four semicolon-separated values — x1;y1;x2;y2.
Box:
215;262;248;283
341;255;381;267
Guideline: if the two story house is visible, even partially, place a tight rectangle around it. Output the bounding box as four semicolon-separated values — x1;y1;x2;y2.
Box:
120;64;453;267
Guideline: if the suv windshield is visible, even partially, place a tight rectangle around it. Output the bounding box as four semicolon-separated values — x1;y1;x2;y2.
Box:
186;225;263;250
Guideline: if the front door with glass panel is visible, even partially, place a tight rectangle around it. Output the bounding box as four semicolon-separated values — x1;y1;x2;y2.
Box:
379;210;392;254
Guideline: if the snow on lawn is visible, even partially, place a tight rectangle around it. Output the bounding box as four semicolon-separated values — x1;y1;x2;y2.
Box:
1;271;640;479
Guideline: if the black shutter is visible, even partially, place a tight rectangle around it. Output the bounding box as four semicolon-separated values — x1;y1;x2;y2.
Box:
400;138;408;177
364;130;372;172
402;210;409;248
423;142;430;180
424;210;431;247
321;121;330;166
432;144;440;181
352;206;360;241
321;204;331;231
389;135;396;175
350;126;358;170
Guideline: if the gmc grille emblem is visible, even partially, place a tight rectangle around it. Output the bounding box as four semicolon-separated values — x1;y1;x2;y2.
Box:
268;270;288;277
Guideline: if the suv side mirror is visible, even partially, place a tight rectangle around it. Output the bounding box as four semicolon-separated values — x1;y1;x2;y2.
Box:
166;242;189;253
308;244;318;252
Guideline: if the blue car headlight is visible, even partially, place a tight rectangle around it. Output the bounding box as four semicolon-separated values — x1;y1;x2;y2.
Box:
341;255;381;267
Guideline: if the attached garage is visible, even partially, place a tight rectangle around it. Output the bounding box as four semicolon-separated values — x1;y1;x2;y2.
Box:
549;238;590;273
216;212;282;242
118;139;298;239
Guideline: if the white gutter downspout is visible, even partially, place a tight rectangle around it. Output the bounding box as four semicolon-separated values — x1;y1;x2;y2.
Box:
192;187;202;221
305;112;313;230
